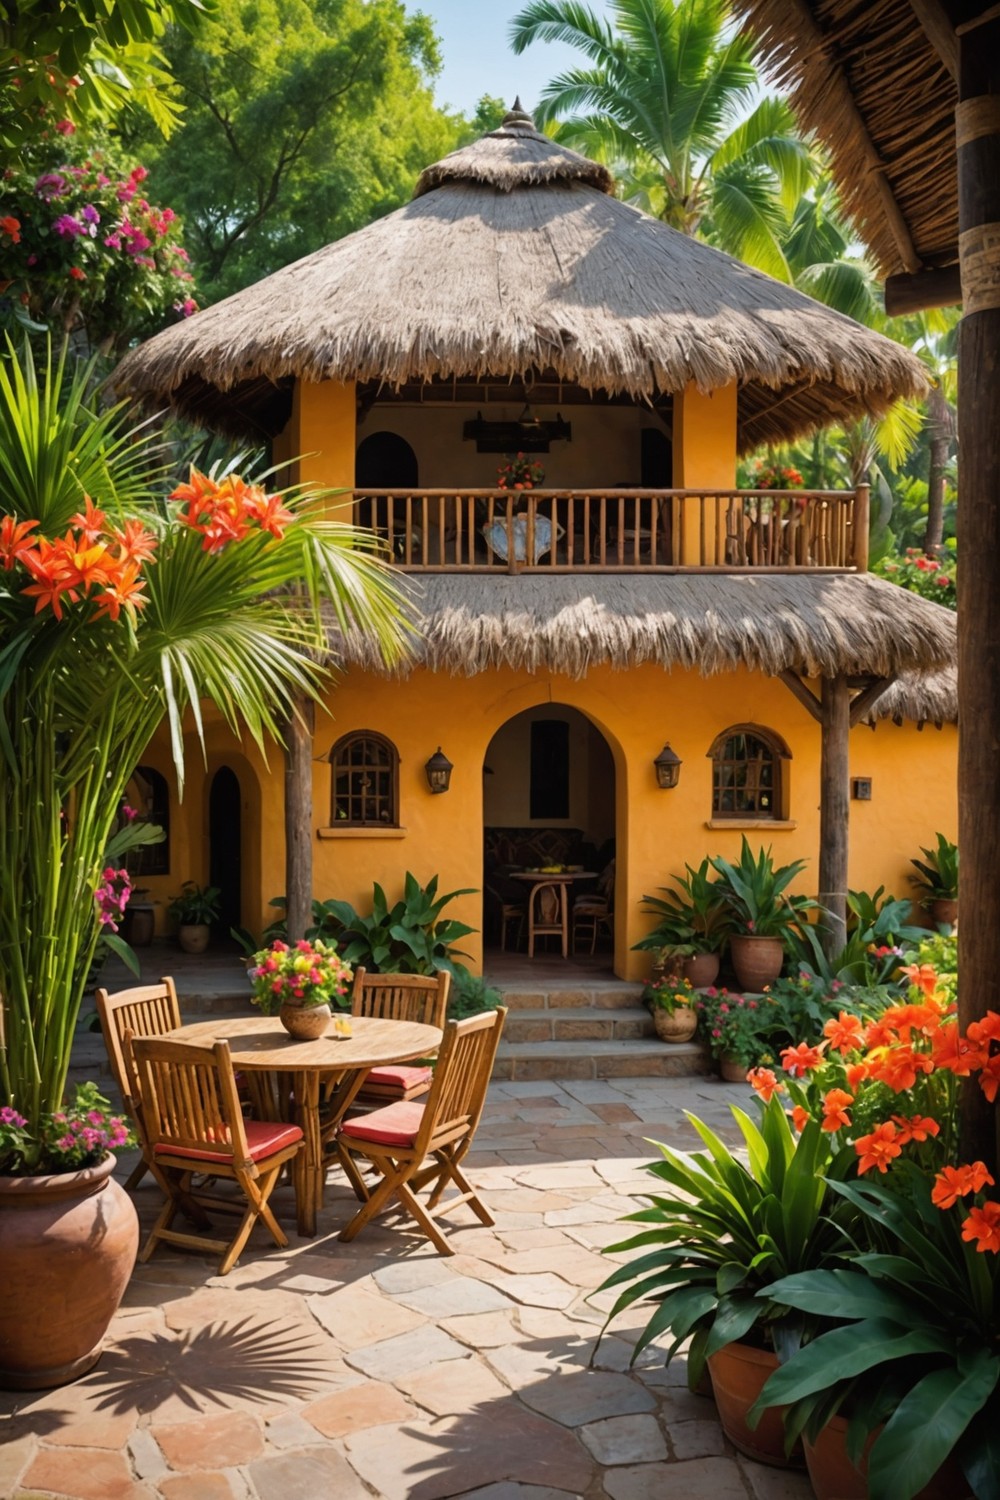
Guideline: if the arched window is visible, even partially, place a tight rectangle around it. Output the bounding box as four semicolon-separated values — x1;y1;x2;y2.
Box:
329;732;399;827
708;726;790;819
124;764;170;873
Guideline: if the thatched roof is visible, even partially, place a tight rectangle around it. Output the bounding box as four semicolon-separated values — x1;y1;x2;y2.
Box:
115;106;926;447
733;0;957;283
329;572;955;687
865;665;957;726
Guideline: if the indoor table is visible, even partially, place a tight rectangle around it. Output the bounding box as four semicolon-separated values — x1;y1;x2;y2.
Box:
510;870;597;958
167;1013;442;1236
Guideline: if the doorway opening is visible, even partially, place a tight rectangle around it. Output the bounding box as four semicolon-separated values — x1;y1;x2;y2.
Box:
209;766;242;937
482;704;616;972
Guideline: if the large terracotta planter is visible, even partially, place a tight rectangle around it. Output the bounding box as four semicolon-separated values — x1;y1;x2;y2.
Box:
729;934;784;991
178;922;210;954
653;1005;698;1043
707;1341;803;1468
804;1414;971;1499
0;1154;139;1389
929;897;958;930
683;951;721;988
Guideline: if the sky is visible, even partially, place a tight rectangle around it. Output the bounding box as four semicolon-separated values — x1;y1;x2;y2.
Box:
416;0;612;117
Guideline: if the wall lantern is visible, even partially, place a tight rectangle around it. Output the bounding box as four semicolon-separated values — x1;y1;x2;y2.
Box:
425;747;454;794
653;743;682;789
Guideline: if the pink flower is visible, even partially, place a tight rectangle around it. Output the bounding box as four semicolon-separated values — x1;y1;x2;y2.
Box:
55;118;76;135
52;213;84;238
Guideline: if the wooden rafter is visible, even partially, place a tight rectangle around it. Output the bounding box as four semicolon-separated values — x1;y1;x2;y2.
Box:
907;0;959;77
778;670;823;722
849;676;897;727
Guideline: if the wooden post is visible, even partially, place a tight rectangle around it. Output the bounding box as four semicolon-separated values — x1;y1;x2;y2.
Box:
852;484;870;572
284;696;315;943
957;23;1000;1170
818;675;850;958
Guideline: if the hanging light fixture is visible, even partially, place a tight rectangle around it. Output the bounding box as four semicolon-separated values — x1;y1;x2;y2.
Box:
653;743;682;789
517;402;545;435
424;747;454;794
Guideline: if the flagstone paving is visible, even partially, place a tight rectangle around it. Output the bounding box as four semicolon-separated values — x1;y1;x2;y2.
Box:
0;1075;812;1500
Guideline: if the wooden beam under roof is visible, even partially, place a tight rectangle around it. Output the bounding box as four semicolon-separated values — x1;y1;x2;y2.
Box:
884;262;963;314
907;0;959;77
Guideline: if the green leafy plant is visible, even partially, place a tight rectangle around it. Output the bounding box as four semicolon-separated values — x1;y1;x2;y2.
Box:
447;969;502;1021
909;832;959;902
710;838;813;939
310;872;476;976
168;881;221;926
594;1094;854;1390
694;986;777;1070
633;858;731;955
642;978;696;1016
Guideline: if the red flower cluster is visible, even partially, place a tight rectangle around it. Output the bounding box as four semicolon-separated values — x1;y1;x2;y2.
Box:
752;462;804;490
0;499;156;622
496;453;545;491
170;469;295;553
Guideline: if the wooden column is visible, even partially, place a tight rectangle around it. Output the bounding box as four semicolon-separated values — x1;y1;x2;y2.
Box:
284;696;315;943
957;20;1000;1168
818;675;851;957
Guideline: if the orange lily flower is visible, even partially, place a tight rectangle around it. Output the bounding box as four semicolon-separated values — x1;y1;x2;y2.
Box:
114;519;158;565
932;1161;994;1209
789;1104;810;1133
780;1041;825;1077
821;1088;853;1132
891;1114;940;1144
747;1067;784;1103
0;515;38;570
823;1011;865;1054
854;1121;902;1174
898;962;940;998
70;496;107;542
961;1200;1000;1254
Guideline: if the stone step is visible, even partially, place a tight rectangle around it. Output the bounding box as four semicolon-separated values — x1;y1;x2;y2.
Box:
491;983;646;1012
503;1006;655;1044
492;1037;711;1083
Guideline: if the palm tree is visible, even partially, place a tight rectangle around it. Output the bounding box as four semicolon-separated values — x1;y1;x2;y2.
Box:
0;340;411;1128
510;0;811;279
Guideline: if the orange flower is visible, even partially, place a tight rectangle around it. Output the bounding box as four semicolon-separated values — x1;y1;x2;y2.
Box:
868;1043;932;1094
966;1013;1000;1097
780;1041;825;1078
961;1200;1000;1254
0;515;38;570
19;536;77;618
899;962;940;998
70;497;107;543
823;1011;865;1054
845;1060;870;1091
932;1161;995;1209
854;1121;902;1175
821;1088;853;1132
93;562;149;622
747;1067;784;1103
789;1104;810;1133
113;519;158;566
863;1015;897;1050
891;1114;940;1144
932;1022;983;1077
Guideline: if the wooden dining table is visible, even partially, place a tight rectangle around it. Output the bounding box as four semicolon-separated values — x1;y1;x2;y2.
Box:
167;1013;442;1236
510;870;597;957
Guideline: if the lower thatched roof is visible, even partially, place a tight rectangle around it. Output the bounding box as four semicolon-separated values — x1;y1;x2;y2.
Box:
865;666;957;727
328;573;955;686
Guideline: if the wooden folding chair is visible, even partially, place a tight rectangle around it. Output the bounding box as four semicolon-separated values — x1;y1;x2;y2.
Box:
95;978;182;1191
349;968;451;1105
131;1037;304;1276
335;1007;507;1255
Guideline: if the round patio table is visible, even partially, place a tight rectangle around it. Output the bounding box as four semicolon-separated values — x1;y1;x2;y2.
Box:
168;1014;442;1237
510;871;597;957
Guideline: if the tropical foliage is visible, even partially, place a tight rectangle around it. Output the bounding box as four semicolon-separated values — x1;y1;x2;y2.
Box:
309;873;477;979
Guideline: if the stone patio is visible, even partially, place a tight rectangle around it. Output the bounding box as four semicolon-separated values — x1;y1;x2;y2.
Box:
0;1075;812;1500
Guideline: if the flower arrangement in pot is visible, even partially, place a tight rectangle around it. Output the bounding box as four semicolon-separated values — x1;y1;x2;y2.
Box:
167;880;221;954
694;986;776;1080
496;452;545;493
633;858;730;988
0;341;408;1388
710;839;814;991
249;938;354;1040
908;831;959;930
642;977;699;1043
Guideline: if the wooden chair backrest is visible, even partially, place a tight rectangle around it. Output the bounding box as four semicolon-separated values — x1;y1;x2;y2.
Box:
95;978;181;1106
350;968;451;1032
415;1007;507;1158
131;1036;249;1165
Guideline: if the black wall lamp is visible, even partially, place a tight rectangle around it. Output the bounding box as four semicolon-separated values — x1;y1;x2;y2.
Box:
425;747;454;794
654;743;682;789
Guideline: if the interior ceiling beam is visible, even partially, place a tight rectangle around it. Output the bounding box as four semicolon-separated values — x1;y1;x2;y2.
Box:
884;263;963;314
908;0;959;77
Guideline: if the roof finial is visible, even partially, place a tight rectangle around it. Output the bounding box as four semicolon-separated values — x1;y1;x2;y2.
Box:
502;96;535;129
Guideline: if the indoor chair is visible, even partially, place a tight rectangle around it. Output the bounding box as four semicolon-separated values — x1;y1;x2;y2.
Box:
572;858;615;955
335;1007;507;1255
95;977;182;1190
131;1036;303;1276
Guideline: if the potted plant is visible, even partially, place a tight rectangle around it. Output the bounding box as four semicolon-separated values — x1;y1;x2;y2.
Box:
168;880;222;954
0;341;408;1387
633;858;730;987
694;986;776;1080
710;839;813;990
594;1089;853;1466
642;977;699;1042
908;832;959;929
248;937;354;1039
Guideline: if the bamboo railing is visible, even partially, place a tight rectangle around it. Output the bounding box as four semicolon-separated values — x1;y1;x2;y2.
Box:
352;487;869;573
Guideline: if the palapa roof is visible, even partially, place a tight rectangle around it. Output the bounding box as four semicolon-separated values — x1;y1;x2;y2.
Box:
733;0;958;284
115;105;926;448
329;573;956;698
865;665;957;726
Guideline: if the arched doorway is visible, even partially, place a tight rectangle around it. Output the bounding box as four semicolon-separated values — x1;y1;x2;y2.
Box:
209;766;242;936
355;432;418;545
482;705;616;966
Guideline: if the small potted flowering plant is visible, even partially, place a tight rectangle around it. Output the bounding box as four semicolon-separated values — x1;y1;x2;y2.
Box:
695;985;775;1080
642;977;699;1042
249;938;354;1040
496;452;545;492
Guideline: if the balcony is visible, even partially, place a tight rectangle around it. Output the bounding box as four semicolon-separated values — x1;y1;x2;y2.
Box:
352;488;869;573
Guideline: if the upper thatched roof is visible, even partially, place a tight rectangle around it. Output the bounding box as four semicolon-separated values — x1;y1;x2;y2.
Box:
115;105;926;447
733;0;957;282
329;572;955;687
865;665;957;726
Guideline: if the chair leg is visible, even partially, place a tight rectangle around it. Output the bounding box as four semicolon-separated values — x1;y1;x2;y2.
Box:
124;1156;149;1192
335;1139;372;1203
395;1180;454;1256
337;1161;406;1243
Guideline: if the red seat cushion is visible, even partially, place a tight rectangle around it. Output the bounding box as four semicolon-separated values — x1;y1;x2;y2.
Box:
363;1065;433;1090
339;1100;425;1148
154;1119;303;1164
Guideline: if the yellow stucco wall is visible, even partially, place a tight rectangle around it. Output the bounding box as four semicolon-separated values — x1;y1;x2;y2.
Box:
142;665;957;981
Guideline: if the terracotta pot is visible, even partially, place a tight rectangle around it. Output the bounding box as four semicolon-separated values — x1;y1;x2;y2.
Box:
653;1005;698;1043
279;1001;332;1040
707;1341;803;1468
929;897;958;929
719;1052;748;1083
121;902;155;947
729;934;784;991
804;1414;971;1500
0;1155;138;1389
178;922;210;954
682;951;721;988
